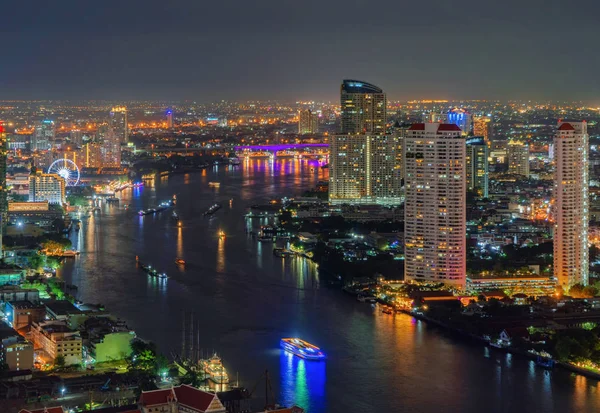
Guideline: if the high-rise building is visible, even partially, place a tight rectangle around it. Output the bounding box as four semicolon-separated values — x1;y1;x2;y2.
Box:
166;109;174;129
31;120;55;151
69;129;84;147
432;109;471;136
298;109;318;135
98;124;121;167
29;171;65;204
330;80;400;205
82;142;103;168
340;80;386;134
466;137;489;198
404;123;466;288
473;116;493;143
109;107;128;144
554;120;589;288
507;140;529;177
0;121;7;256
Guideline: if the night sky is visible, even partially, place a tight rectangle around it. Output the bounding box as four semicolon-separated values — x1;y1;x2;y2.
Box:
2;0;599;102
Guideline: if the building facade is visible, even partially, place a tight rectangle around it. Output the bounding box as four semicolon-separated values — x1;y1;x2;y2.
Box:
340;80;386;134
432;109;471;136
329;134;401;205
31;320;83;365
109;106;128;143
466;137;489;198
298;109;318;135
554;121;589;288
507;140;530;177
29;171;65;204
329;80;400;205
31;120;55;151
473;116;493;143
404;123;466;287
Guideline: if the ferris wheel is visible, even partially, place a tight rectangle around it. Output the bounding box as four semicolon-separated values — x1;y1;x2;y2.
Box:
48;159;80;186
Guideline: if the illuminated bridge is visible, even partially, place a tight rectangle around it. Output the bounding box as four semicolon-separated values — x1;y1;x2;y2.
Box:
234;143;329;159
234;143;329;151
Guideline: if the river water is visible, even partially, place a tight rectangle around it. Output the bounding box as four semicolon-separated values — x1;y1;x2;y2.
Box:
58;159;600;413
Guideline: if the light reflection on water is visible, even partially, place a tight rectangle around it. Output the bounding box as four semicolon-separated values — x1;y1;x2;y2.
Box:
58;159;600;413
279;350;326;411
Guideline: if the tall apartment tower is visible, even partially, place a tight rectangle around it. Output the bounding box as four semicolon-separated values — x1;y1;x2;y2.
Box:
329;80;400;205
466;137;489;198
404;123;466;288
166;109;174;129
109;107;128;144
507;140;529;177
31;120;55;151
340;80;386;134
298;109;318;135
473;116;493;143
554;120;589;288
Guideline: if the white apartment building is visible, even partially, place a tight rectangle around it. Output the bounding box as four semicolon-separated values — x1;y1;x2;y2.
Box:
554;121;589;288
404;123;466;288
29;171;65;204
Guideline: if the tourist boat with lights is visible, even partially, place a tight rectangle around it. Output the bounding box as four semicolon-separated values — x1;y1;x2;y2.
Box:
208;182;221;187
280;338;326;361
201;354;230;384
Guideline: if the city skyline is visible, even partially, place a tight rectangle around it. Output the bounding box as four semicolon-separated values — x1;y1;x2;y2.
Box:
3;1;600;102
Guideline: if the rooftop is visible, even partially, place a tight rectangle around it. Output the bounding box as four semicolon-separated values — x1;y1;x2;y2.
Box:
341;79;383;94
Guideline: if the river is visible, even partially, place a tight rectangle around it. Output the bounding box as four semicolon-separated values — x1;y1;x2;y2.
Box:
58;158;600;413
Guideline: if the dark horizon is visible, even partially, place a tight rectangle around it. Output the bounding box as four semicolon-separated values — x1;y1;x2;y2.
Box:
3;0;600;103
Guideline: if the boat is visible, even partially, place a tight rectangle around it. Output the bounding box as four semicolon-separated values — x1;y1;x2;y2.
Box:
357;293;376;303
172;211;179;221
218;230;226;239
382;306;393;314
258;236;273;242
208;182;221;187
280;338;326;361
136;257;168;279
175;258;186;266
535;351;555;369
229;158;241;166
203;203;222;216
201;354;230;384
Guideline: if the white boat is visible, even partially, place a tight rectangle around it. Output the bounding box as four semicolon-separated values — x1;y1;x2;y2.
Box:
201;354;229;384
208;182;221;187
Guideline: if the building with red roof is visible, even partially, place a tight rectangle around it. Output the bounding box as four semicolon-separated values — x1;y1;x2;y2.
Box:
138;384;226;413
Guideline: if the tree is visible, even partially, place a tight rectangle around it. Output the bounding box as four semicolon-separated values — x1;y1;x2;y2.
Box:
28;254;46;271
569;283;586;298
55;355;66;369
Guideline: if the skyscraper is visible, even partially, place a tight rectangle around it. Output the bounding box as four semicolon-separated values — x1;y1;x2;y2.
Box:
298;109;318;135
329;80;400;205
554;120;589;288
31;120;55;151
473;116;493;143
0;121;7;236
404;123;466;288
109;107;128;143
166;109;174;129
340;80;386;134
466;137;489;198
432;109;471;136
507;140;529;177
98;124;121;167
